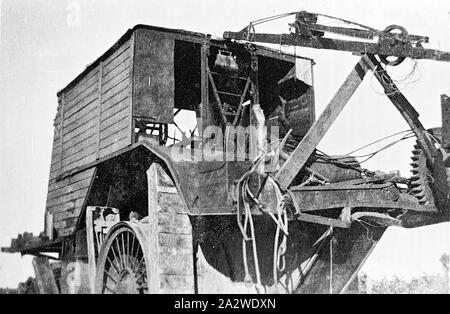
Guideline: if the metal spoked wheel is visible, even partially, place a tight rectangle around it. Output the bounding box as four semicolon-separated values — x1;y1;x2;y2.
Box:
95;222;150;294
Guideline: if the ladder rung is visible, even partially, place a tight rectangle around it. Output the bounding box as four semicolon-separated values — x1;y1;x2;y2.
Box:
217;91;242;97
210;71;248;81
146;125;161;130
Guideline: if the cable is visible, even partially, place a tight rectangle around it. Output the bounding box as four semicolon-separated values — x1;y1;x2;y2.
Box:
315;149;371;173
351;132;416;164
346;130;413;155
236;130;294;292
314;12;379;34
316;128;416;174
371;61;420;97
235;150;267;292
249;12;297;27
354;219;377;243
245;12;297;41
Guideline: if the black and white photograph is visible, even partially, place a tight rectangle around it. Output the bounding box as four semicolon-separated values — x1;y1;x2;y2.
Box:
0;0;449;298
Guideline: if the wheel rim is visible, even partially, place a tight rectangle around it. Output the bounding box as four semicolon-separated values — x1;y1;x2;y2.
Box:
96;224;149;294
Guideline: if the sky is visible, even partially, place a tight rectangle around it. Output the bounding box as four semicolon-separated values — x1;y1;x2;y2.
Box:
0;0;449;289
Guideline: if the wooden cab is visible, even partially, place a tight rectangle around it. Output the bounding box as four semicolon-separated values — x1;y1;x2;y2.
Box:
46;25;315;238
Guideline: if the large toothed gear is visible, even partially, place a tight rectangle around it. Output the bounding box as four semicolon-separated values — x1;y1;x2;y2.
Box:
409;129;450;212
409;142;434;205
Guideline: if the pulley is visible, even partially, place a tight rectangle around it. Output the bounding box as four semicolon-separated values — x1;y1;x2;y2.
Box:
378;25;409;66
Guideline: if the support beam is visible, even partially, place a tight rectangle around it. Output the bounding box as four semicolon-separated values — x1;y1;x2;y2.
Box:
146;164;161;294
442;94;450;168
442;94;450;150
85;207;96;294
276;55;377;189
223;32;450;63
200;42;211;135
289;183;432;213
297;212;351;228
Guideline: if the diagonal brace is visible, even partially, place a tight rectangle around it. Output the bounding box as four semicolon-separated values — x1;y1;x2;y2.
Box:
276;55;378;190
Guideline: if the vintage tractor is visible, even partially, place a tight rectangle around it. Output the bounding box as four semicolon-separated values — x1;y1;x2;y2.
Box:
3;12;450;294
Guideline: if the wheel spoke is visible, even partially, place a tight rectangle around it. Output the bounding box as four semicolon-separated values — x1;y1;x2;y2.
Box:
104;270;118;283
130;247;142;273
130;232;136;268
106;256;120;275
126;232;131;269
114;238;125;269
104;284;116;294
135;267;147;282
133;256;145;273
121;233;127;268
109;240;122;272
129;251;139;271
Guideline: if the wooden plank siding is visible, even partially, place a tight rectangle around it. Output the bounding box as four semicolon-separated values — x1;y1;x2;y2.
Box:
51;36;134;176
60;64;100;174
45;167;96;237
98;37;133;158
46;35;134;236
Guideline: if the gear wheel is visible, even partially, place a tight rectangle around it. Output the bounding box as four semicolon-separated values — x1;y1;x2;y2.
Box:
409;129;450;212
409;142;434;205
